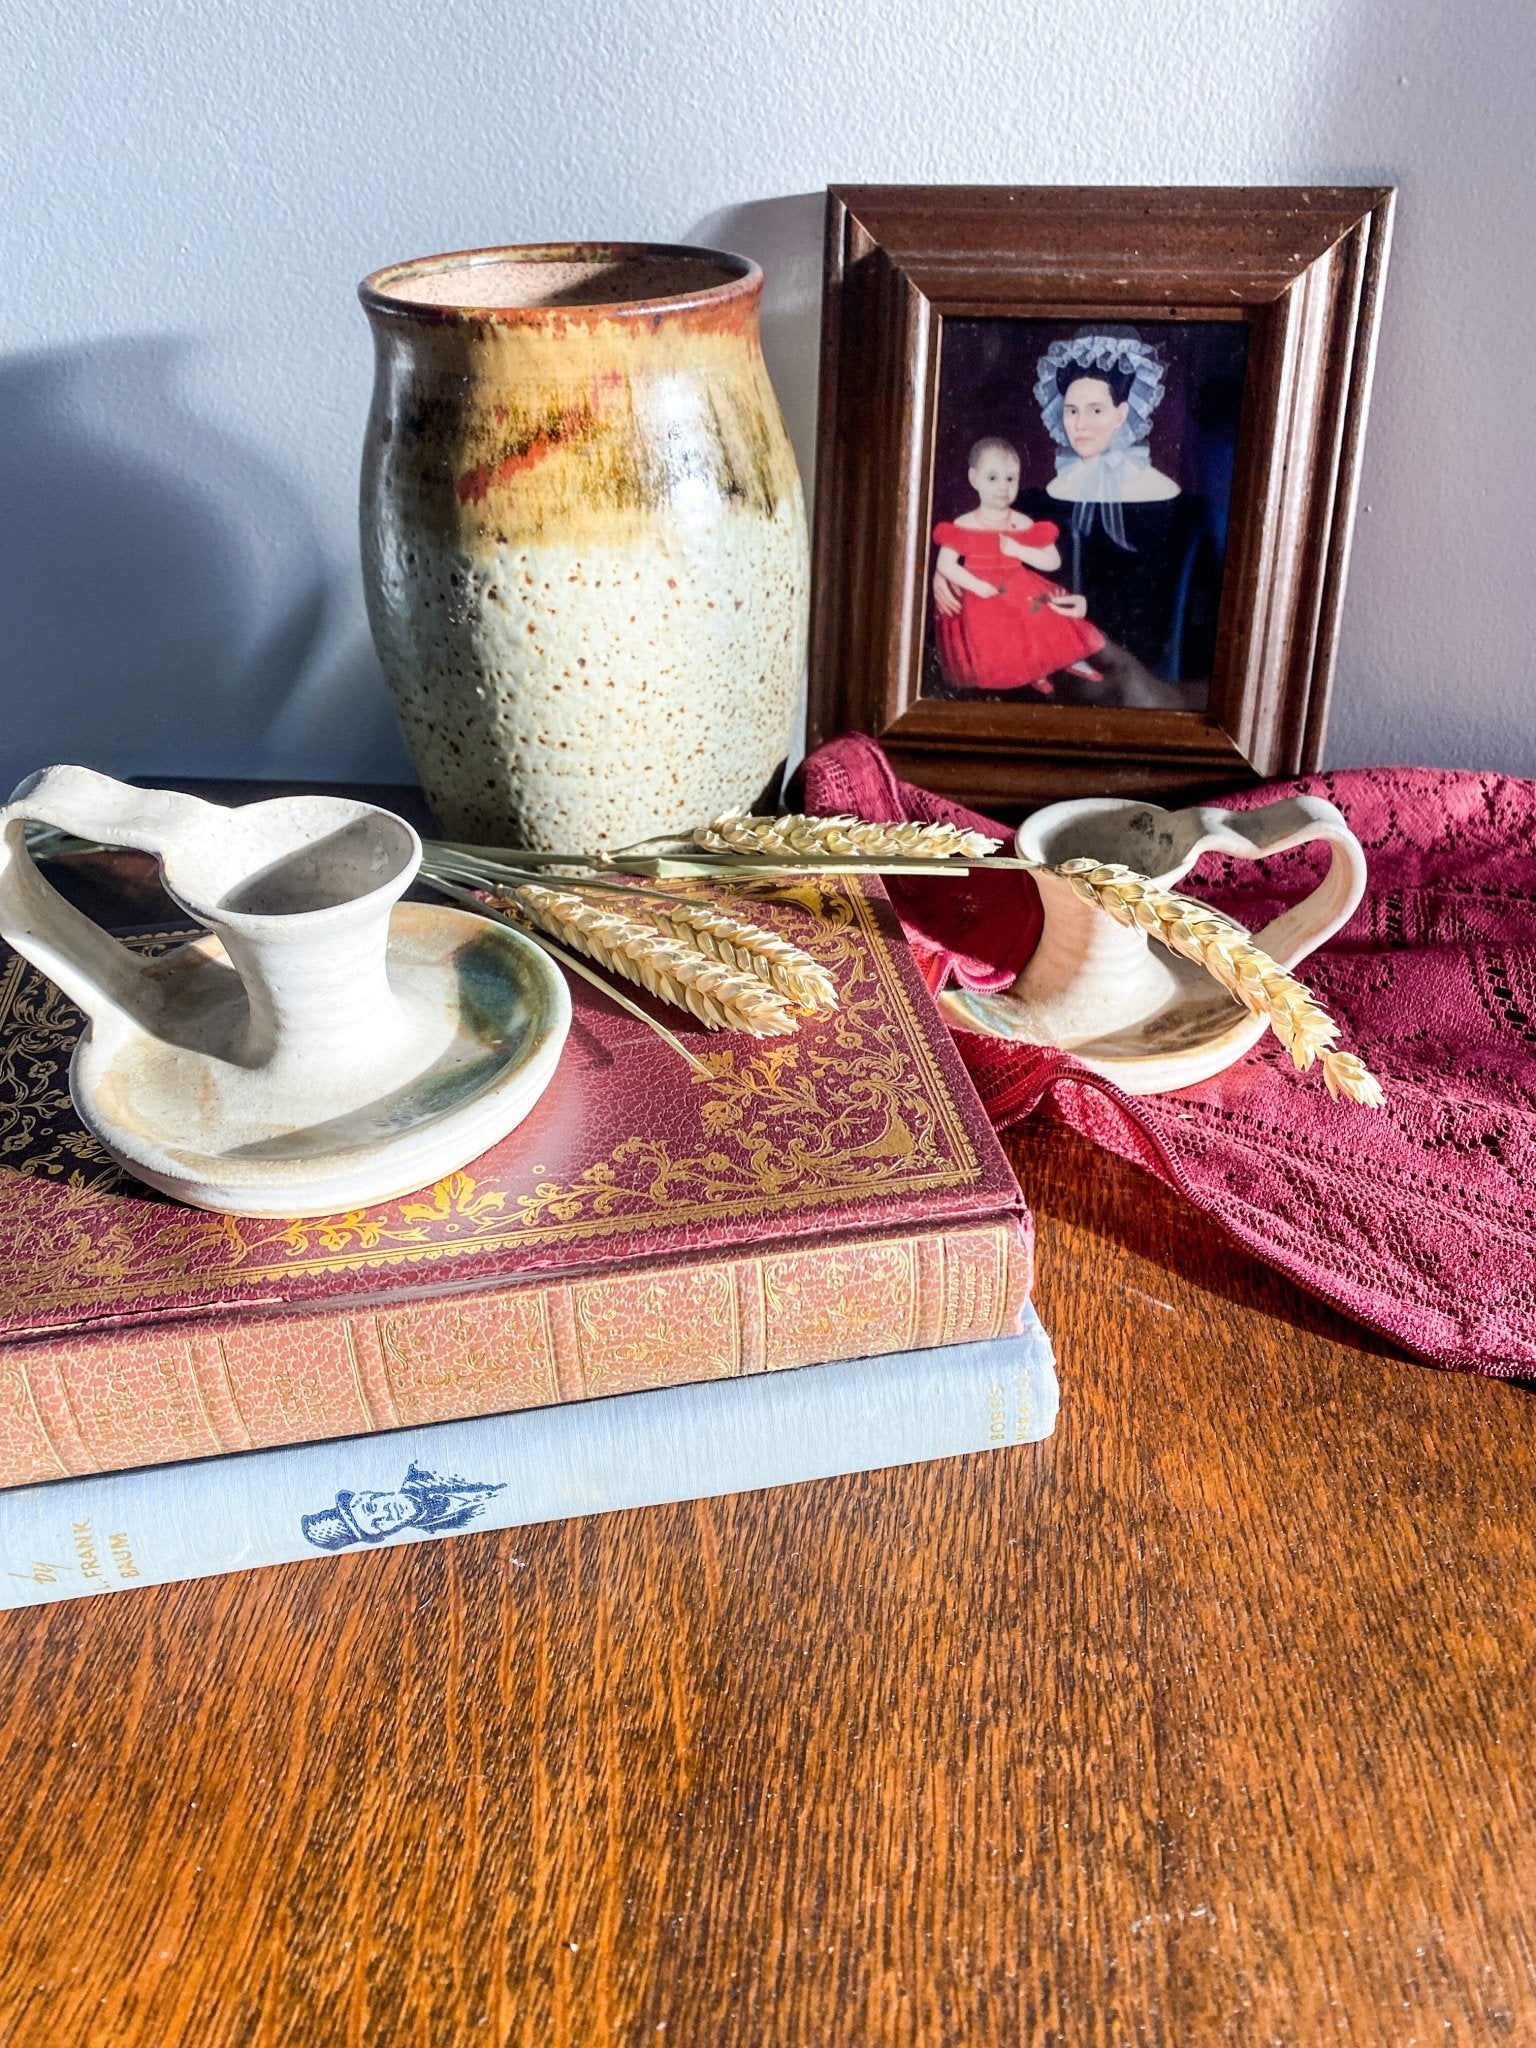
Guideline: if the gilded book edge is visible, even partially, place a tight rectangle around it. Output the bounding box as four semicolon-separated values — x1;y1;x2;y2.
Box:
0;1216;1032;1488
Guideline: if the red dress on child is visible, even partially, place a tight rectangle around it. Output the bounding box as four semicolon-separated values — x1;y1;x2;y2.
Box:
932;519;1105;693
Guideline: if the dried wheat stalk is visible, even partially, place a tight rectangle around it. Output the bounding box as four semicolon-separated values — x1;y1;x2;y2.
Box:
506;884;799;1037
695;810;1002;862
1053;858;1385;1106
428;815;1382;1102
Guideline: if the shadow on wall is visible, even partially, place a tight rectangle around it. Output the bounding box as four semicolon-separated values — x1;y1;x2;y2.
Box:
1310;0;1536;772
688;194;824;496
0;338;345;796
688;195;825;773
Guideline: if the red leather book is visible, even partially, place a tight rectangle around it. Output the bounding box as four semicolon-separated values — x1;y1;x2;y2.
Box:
0;879;1030;1486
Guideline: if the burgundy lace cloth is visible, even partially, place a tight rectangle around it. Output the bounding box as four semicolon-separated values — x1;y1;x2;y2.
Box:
801;732;1536;1376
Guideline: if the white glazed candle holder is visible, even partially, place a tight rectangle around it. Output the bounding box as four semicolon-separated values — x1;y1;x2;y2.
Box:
941;794;1367;1094
0;767;570;1214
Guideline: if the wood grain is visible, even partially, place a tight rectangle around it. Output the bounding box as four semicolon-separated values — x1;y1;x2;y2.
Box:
0;1123;1532;2046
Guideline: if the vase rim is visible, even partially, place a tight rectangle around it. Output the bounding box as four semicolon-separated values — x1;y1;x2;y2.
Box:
359;241;762;325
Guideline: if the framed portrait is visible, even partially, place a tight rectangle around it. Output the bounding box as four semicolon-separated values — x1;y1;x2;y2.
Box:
807;185;1395;812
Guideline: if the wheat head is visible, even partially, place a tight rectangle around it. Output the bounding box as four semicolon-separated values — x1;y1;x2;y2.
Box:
1319;1050;1385;1108
695;810;1002;861
507;884;798;1036
1053;858;1384;1105
636;900;838;1014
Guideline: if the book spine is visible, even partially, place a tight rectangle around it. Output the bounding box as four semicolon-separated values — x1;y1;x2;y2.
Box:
0;1217;1031;1488
0;1309;1058;1609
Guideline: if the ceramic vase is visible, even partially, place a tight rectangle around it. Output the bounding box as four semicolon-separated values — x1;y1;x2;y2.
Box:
359;242;809;852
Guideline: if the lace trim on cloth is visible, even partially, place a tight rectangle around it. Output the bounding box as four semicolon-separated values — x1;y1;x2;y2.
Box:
798;732;1536;1377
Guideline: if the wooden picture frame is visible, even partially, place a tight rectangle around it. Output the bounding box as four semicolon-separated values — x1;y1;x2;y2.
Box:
807;185;1395;813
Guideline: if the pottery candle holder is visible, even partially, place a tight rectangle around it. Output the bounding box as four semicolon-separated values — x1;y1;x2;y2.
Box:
942;794;1367;1093
0;768;570;1215
359;241;809;853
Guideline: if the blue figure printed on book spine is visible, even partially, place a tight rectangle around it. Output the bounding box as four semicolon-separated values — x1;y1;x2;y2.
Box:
301;1463;506;1551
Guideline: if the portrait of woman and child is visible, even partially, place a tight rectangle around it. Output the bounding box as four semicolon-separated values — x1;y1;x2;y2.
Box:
925;320;1249;711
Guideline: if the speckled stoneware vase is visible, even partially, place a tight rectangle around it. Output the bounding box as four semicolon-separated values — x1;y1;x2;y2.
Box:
358;242;809;852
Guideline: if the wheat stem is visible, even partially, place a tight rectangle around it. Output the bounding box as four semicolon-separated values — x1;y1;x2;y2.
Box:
423;851;751;920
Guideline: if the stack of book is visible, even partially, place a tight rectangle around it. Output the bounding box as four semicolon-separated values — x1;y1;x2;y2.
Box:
0;875;1054;1607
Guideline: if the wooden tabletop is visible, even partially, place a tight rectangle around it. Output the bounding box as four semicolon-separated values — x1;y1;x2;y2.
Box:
0;1121;1531;2046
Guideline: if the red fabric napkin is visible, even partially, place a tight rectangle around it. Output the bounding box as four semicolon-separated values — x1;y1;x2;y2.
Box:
800;732;1536;1377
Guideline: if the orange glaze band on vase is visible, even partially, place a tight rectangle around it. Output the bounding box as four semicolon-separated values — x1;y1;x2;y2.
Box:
358;242;809;851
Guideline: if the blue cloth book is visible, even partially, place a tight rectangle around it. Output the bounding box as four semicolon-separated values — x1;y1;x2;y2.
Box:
0;1308;1058;1609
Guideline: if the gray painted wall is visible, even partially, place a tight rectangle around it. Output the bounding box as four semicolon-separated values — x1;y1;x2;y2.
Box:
2;0;1531;794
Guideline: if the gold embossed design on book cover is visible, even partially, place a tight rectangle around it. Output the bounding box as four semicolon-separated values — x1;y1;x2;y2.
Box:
0;881;1007;1329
